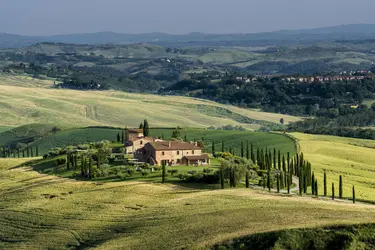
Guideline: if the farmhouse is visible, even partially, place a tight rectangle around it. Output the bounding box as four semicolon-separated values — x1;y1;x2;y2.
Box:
124;128;161;154
136;140;210;166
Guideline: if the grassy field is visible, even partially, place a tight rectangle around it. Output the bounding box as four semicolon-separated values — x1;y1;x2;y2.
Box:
291;133;375;201
2;158;375;249
0;84;300;129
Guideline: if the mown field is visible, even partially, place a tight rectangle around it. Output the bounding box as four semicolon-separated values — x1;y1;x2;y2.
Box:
291;133;375;201
0;84;300;129
2;158;375;249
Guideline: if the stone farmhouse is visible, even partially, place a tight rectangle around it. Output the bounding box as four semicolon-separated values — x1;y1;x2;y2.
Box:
124;128;210;166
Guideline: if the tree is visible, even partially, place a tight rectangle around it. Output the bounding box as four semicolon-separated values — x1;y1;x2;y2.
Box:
280;118;284;124
315;179;318;197
121;131;124;144
267;170;271;192
245;171;249;188
212;141;215;155
220;167;225;189
324;172;327;196
251;143;255;163
184;134;187;142
35;146;39;157
241;141;244;158
143;119;149;137
246;141;249;159
139;123;144;129
277;150;281;170
287;176;290;194
332;183;335;200
162;161;166;183
171;128;181;139
222;141;225;152
117;132;121;143
31;147;34;157
311;172;315;195
27;147;30;157
276;174;280;193
352;185;356;204
339;175;343;199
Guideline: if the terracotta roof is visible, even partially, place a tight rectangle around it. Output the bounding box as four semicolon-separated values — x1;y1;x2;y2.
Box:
128;136;155;142
148;141;201;151
127;128;143;133
183;154;210;160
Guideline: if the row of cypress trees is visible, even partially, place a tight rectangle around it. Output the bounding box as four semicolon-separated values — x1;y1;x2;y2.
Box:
0;146;39;158
67;151;103;179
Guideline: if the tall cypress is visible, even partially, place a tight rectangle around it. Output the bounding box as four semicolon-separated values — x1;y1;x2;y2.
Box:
121;131;124;144
220;167;225;189
246;141;249;159
273;148;276;169
324;172;327;196
287;176;290;194
352;186;356;204
332;183;335;200
22;150;25;158
256;148;260;165
27;147;30;157
17;149;20;158
287;152;290;172
245;171;249;188
339;175;343;199
143;120;149;136
240;141;244;158
212;141;215;155
278;150;281;170
299;168;303;196
221;141;225;152
311;172;315;195
117;132;120;143
251;143;255;163
276;174;280;193
162;161;166;183
31;147;34;157
315;179;318;197
267;170;271;192
263;175;266;190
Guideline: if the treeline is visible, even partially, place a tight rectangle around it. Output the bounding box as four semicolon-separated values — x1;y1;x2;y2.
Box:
0;146;39;158
162;78;375;116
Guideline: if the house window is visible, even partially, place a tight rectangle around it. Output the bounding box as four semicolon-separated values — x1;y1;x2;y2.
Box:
177;151;180;155
162;151;165;156
140;141;143;145
192;150;195;155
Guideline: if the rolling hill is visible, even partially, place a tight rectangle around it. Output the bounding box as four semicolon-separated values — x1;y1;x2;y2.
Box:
0;84;300;129
1;158;375;249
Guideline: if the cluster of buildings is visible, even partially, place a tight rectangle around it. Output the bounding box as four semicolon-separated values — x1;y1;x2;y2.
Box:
123;128;210;166
282;75;375;83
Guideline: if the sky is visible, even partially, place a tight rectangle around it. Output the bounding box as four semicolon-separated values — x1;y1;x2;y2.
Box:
0;0;374;36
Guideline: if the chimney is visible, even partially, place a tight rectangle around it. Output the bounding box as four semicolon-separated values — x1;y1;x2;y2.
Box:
168;141;171;147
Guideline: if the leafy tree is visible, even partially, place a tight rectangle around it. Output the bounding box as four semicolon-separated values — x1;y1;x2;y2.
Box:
143;119;149;137
171;128;181;139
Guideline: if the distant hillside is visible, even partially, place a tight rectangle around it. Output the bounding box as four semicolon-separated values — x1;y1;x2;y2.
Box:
2;24;375;48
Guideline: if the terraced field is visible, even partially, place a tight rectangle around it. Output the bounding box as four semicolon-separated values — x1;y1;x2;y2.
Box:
1;158;375;249
0;84;300;129
291;133;375;201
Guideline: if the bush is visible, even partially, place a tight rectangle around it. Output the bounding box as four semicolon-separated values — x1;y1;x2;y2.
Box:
214;152;233;159
168;169;179;176
56;158;66;166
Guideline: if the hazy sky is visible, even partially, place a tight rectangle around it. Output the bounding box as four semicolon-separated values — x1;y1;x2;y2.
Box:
1;0;374;35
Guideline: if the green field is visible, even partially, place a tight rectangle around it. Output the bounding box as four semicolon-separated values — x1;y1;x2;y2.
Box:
2;158;375;249
291;133;375;201
0;84;300;129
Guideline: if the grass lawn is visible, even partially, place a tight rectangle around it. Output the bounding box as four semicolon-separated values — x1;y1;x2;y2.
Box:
291;132;375;201
2;158;375;249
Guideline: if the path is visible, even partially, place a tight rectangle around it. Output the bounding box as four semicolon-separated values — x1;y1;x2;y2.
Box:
250;176;299;194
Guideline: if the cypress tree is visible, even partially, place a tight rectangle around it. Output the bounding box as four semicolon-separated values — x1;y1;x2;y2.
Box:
287;176;290;194
282;155;286;173
22;150;25;158
232;168;237;188
251;143;255;163
121;131;124;143
267;170;271;192
263;175;266;190
162;161;166;183
143;119;149;136
27;147;30;157
280;171;284;189
311;172;315;195
298;169;303;196
117;132;120;143
332;183;335;200
287;152;290;172
256;148;260;165
139;123;143;129
339;175;343;199
352;186;356;204
74;155;78;170
324;172;327;196
31;147;34;157
273;148;276;169
277;174;280;193
221;141;225;152
245;171;249;188
88;157;93;179
278;150;281;170
17;149;20;158
315;179;318;197
220;167;225;189
246;141;249;159
184;134;187;142
241;141;244;158
212;141;215;155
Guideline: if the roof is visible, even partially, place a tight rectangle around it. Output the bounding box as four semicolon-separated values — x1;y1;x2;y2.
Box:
127;128;143;134
148;141;201;151
128;136;155;143
183;154;210;160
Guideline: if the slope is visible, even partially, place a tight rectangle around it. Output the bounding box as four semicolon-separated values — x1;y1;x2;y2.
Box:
1;158;375;249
